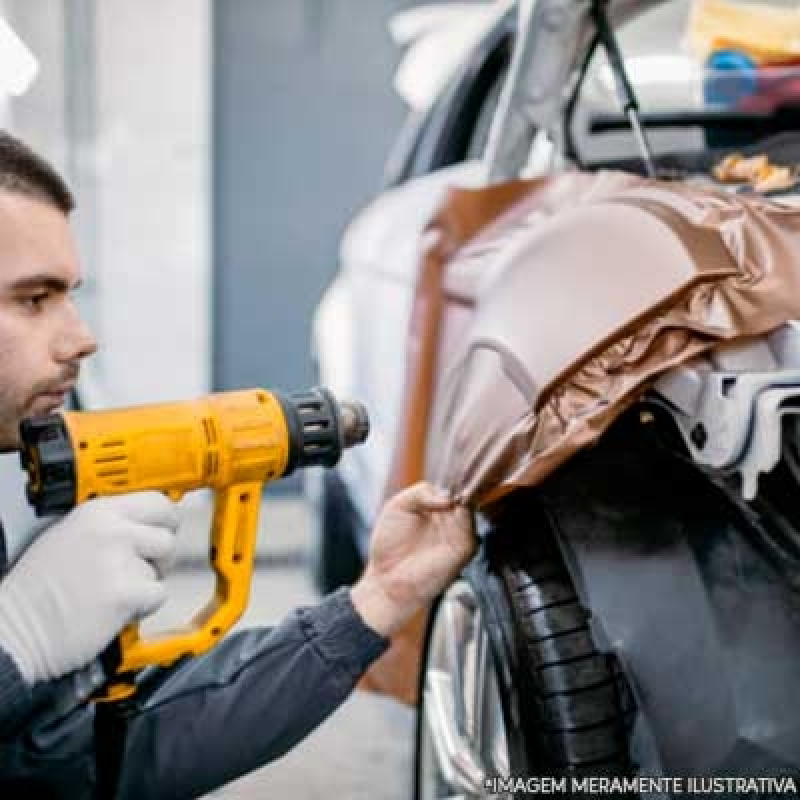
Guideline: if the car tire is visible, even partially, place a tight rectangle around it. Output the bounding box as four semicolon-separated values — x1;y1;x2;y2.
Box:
307;469;364;595
414;492;634;799
491;495;635;779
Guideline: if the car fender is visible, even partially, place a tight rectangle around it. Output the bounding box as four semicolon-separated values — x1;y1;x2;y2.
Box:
429;173;800;508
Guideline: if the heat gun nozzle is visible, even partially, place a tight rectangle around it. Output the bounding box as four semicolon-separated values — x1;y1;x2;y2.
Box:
339;401;369;448
279;388;370;473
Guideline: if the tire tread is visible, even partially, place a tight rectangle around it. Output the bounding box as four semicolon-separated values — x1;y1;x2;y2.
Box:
489;502;635;778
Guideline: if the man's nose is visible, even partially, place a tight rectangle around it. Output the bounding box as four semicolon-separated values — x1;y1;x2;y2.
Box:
53;307;97;364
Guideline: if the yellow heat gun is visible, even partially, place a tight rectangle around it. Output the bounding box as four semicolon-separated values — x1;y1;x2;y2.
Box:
18;386;368;698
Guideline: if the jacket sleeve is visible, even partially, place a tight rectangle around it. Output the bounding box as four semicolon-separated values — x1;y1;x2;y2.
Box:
0;520;38;738
0;647;35;737
0;588;389;800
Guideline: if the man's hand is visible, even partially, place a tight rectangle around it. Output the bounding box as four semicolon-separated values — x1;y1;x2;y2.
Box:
350;482;476;637
0;492;178;685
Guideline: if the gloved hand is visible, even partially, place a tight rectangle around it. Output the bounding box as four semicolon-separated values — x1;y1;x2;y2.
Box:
0;492;179;686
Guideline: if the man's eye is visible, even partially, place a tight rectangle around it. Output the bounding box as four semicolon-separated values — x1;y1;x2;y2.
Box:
20;293;49;311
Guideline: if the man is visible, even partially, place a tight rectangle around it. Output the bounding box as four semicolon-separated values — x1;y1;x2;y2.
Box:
0;131;477;799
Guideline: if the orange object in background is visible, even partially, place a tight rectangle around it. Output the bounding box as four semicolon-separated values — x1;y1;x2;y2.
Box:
713;153;798;192
690;0;800;66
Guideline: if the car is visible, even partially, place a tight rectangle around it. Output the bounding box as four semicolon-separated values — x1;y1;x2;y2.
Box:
308;0;800;793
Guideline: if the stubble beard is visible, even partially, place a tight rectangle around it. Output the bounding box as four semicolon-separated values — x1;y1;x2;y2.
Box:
0;386;36;451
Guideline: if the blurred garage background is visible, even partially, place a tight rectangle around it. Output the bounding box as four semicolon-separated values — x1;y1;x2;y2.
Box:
3;0;424;409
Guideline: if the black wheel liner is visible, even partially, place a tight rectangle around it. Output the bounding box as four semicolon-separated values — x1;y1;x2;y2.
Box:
531;408;800;778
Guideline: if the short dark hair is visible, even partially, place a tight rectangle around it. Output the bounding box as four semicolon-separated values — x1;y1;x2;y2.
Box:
0;131;74;213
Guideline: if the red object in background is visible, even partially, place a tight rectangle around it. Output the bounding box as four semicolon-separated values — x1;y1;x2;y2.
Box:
739;65;800;112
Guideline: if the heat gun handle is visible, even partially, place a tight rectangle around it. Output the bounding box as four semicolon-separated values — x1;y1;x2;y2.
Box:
104;481;263;680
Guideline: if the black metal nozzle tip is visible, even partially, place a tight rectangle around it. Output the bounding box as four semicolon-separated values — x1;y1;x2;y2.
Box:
339;401;369;448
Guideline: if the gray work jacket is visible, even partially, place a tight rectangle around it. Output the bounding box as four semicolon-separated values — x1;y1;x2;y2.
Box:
0;587;388;799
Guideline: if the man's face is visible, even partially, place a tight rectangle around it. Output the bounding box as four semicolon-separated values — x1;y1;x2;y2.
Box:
0;190;96;450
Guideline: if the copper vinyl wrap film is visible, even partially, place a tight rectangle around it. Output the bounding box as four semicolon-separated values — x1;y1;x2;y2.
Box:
384;170;612;499
430;172;800;508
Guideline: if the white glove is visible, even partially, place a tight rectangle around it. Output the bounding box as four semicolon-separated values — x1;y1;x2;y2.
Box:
0;491;178;686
